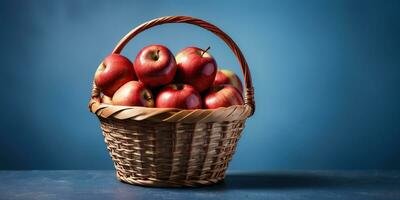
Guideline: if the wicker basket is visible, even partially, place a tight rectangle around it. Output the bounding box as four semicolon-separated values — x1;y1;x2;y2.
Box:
89;16;255;187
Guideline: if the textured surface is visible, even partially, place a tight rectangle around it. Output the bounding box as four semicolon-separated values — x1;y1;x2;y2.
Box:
100;118;245;187
0;170;399;200
89;99;252;123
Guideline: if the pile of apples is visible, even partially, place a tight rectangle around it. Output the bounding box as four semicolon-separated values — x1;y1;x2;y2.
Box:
94;45;244;109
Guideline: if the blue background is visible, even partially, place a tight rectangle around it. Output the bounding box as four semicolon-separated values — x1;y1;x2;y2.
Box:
0;0;399;170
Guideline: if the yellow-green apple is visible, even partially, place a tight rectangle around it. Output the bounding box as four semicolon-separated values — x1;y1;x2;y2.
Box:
213;69;243;93
112;81;154;107
95;54;136;97
175;47;217;92
204;85;244;109
101;95;113;105
134;44;176;87
156;84;202;109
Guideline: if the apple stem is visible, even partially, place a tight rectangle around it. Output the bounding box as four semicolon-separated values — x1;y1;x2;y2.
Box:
144;90;152;100
156;50;160;59
201;46;211;57
151;50;161;60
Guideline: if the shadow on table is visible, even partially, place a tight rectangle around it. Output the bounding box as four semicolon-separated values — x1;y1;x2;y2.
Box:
198;172;377;190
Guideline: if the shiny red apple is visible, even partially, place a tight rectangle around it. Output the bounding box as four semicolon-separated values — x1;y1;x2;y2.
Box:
213;69;243;93
101;95;113;105
134;44;176;87
156;84;202;109
94;54;136;97
204;85;244;109
112;81;154;107
175;47;217;92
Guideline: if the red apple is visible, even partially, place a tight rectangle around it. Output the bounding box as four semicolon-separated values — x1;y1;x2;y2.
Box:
213;69;243;93
175;47;217;92
204;85;244;109
101;95;113;105
95;54;136;97
112;81;154;107
134;45;176;87
156;84;202;109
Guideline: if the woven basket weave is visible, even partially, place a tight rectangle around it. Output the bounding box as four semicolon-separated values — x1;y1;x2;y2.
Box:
89;16;255;187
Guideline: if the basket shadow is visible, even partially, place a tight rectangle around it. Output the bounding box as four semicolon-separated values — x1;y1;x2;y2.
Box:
200;172;357;190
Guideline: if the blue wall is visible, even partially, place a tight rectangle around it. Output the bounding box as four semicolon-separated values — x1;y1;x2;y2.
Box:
0;0;399;170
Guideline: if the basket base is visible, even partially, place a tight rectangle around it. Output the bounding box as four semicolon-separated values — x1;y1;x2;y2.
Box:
115;171;225;187
99;118;245;188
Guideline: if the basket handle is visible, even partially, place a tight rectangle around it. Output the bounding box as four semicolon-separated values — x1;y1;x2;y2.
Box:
95;16;255;116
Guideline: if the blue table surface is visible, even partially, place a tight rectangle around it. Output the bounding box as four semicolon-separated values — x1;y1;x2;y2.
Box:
0;170;399;200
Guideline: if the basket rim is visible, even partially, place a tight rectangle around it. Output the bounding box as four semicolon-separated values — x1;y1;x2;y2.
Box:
89;98;251;123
